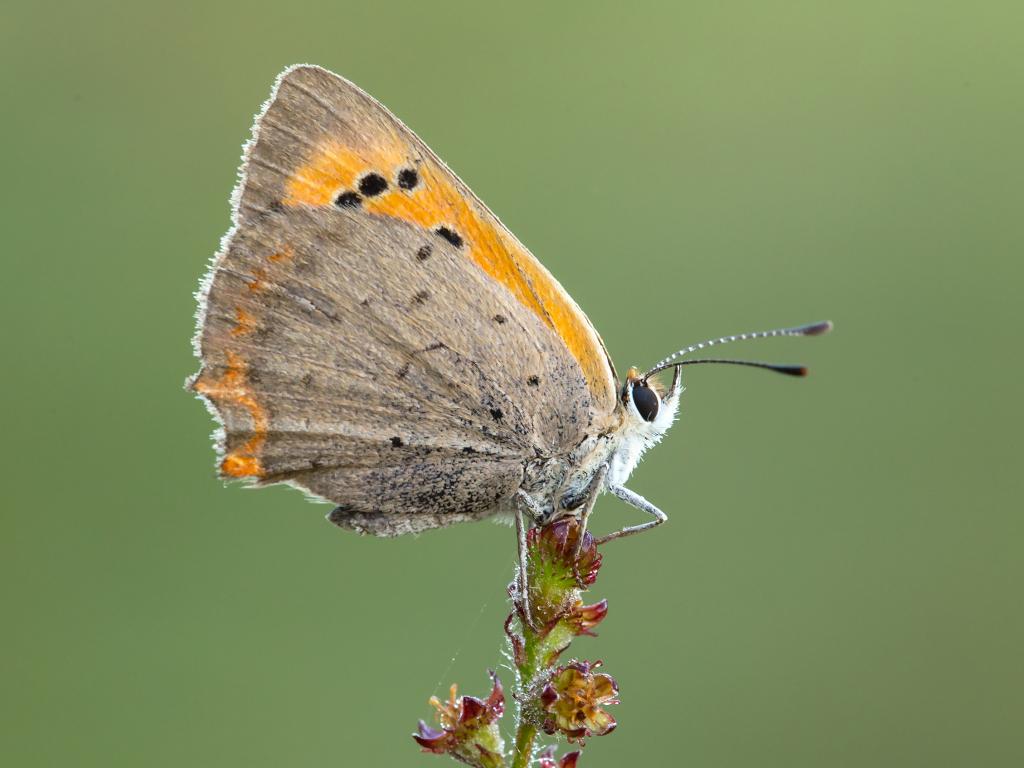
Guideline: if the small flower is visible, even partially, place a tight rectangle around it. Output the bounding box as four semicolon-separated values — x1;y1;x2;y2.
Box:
541;660;618;741
537;746;581;768
413;672;506;768
564;599;608;637
531;598;610;669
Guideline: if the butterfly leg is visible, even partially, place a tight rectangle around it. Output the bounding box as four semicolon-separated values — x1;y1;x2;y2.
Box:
593;485;668;545
573;463;609;567
515;490;546;630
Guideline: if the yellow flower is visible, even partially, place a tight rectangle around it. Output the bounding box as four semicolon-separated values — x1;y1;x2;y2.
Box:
541;660;618;740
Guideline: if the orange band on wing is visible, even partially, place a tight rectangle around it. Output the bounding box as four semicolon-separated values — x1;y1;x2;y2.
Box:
246;267;268;293
230;307;256;337
283;141;613;402
193;351;268;478
268;245;294;263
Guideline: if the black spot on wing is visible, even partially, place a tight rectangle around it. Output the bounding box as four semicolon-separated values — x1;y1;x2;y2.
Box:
334;191;361;208
390;436;404;448
397;167;419;190
493;314;507;324
435;226;463;248
527;375;540;387
489;408;504;421
358;172;388;197
413;289;430;304
416;245;432;261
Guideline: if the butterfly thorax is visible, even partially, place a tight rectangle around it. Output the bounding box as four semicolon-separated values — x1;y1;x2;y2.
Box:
519;375;681;523
518;434;615;523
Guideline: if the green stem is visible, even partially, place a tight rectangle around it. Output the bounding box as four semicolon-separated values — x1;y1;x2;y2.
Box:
510;563;555;768
510;723;538;768
510;627;541;766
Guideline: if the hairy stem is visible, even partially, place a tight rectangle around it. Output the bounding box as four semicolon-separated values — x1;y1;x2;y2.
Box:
511;723;538;768
510;611;545;767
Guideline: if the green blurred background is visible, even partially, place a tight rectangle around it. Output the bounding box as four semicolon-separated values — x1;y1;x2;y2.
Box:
3;1;1022;766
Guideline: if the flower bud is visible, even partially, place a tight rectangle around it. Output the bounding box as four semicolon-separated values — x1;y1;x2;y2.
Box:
538;746;581;768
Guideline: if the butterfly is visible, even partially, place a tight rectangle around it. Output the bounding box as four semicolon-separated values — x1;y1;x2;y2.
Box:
189;64;829;582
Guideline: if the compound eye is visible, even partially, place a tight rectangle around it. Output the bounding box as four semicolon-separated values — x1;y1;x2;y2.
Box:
631;381;660;422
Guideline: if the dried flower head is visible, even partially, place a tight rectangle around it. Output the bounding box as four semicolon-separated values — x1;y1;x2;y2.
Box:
413;672;506;768
541;660;618;741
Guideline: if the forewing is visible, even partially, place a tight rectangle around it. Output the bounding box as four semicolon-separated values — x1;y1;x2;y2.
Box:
240;65;617;413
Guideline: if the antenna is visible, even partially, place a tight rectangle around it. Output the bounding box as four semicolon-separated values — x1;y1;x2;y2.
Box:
643;321;831;380
669;358;807;377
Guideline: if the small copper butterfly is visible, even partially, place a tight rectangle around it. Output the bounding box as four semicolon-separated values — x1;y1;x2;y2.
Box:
189;65;830;577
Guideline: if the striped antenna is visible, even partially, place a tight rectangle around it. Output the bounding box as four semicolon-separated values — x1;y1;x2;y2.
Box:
643;320;832;379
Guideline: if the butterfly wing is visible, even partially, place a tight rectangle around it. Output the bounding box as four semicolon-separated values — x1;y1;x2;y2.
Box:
190;65;618;534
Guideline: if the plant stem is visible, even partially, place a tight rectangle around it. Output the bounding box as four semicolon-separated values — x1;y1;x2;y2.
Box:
511;723;538;768
510;559;547;768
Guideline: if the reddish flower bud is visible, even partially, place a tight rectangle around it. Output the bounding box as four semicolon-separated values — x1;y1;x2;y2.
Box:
538;746;582;768
519;519;604;631
529;518;602;587
565;598;609;636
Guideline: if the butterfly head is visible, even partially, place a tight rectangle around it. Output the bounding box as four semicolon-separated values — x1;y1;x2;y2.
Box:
621;365;681;435
617;320;834;433
605;321;832;487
